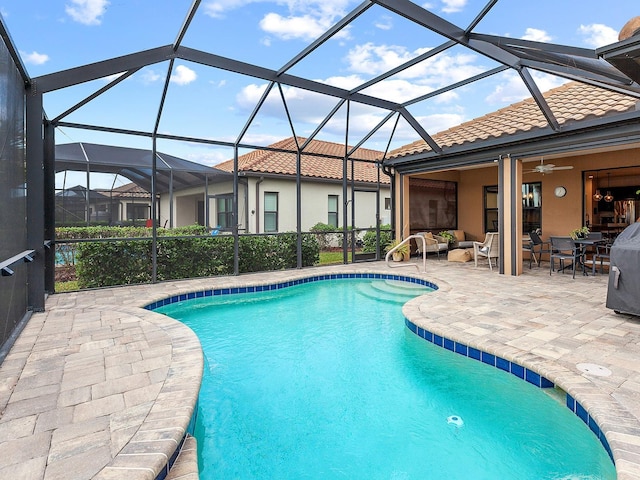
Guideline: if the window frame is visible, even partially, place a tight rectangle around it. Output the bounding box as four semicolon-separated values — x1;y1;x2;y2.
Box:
264;191;278;233
483;182;542;234
215;194;234;229
328;194;339;228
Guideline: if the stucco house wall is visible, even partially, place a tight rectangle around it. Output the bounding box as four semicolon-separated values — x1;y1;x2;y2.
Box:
160;177;390;233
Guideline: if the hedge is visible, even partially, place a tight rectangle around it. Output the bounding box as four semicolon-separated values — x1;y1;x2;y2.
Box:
58;226;320;288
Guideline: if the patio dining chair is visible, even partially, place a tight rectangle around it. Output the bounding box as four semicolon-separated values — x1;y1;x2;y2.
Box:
473;232;499;270
549;236;581;278
592;242;612;275
524;231;552;268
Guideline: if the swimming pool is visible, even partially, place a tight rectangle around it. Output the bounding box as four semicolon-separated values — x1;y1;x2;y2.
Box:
156;275;615;479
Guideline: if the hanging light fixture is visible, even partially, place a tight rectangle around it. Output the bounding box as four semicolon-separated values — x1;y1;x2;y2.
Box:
604;172;614;202
593;171;603;201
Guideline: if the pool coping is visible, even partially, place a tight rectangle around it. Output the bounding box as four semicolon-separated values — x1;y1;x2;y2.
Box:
2;262;640;479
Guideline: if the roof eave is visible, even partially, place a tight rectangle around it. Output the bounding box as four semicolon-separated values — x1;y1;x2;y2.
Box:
387;111;640;174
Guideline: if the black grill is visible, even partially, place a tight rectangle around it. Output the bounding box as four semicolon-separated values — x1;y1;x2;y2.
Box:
606;223;640;316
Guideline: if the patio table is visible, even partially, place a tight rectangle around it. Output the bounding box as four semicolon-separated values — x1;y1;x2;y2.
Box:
574;238;606;275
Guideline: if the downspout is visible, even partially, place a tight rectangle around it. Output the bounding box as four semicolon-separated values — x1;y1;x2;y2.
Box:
244;179;249;233
382;164;395;252
255;176;264;233
204;174;209;229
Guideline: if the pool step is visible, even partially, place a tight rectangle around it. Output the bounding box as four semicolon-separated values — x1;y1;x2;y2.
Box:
357;280;432;303
166;435;198;480
372;280;432;296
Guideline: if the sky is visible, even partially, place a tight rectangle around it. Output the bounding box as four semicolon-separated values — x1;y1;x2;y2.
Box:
0;0;637;188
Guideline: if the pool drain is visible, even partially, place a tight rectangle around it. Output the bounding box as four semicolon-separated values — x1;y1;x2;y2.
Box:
576;363;612;377
447;415;464;427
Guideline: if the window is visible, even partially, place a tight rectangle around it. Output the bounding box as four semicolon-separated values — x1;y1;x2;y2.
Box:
483;182;542;233
264;192;278;232
409;178;457;231
484;186;499;232
127;203;148;221
384;197;391;210
216;195;233;228
522;182;542;233
328;195;339;227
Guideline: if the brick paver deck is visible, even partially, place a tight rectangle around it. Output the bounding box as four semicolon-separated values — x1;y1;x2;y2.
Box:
1;257;639;479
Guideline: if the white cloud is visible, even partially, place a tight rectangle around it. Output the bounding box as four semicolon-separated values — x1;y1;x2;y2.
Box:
346;43;414;76
65;0;109;26
170;65;197;85
485;72;567;105
188;148;233;167
202;0;268;19
141;69;162;84
21;51;49;65
103;72;125;83
375;16;393;31
344;43;484;91
321;74;365;90
359;79;434;103
521;28;551;43
204;0;350;41
260;13;327;41
578;24;619;48
441;0;467;14
234;78;462;142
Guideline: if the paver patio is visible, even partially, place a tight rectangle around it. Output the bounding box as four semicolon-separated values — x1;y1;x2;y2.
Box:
1;257;639;479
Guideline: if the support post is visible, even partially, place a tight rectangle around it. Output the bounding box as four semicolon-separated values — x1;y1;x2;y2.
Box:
25;86;45;311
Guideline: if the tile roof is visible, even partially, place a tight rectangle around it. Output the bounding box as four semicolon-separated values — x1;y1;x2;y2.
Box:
388;82;639;159
97;182;151;197
215;137;389;184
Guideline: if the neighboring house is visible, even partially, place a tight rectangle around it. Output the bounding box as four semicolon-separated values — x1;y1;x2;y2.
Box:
55;185;109;226
161;137;391;234
95;183;152;226
384;81;640;275
55;183;152;226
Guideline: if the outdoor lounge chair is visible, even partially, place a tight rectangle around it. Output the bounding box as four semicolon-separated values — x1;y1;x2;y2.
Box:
415;232;449;259
473;232;499;270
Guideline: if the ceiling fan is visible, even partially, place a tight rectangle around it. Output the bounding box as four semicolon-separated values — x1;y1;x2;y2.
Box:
524;158;574;174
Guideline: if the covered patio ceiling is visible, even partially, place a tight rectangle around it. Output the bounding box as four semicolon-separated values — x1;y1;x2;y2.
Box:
8;1;640;175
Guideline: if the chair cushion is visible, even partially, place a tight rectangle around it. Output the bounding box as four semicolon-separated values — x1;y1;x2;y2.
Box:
448;249;472;262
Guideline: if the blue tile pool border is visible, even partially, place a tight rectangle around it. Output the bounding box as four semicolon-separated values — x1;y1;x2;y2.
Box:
405;318;614;463
143;273;612;465
145;273;438;477
143;272;438;312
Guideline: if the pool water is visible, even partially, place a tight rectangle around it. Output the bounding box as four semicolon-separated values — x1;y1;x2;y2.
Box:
157;278;615;480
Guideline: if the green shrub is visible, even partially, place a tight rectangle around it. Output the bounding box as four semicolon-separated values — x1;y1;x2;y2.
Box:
66;225;320;288
362;225;392;253
309;222;340;250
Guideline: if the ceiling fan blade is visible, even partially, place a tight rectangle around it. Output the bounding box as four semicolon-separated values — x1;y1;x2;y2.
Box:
551;166;573;170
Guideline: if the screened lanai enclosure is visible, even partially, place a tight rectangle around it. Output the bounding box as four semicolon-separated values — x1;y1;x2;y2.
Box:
3;1;640;357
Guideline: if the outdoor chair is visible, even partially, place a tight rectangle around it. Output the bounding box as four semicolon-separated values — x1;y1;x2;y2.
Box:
592;243;612;275
473;232;499;270
415;232;449;259
524;231;552;268
549;236;581;278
